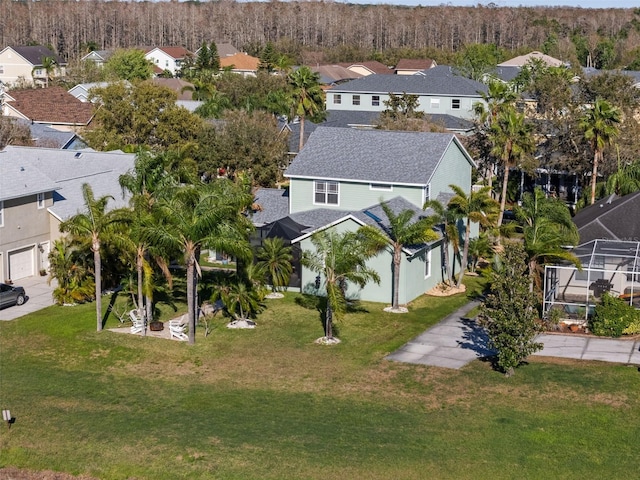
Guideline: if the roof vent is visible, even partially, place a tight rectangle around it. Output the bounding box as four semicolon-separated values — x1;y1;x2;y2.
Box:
20;166;24;171
74;152;82;158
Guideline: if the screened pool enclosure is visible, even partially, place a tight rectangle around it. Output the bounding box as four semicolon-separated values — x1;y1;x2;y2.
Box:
543;239;640;322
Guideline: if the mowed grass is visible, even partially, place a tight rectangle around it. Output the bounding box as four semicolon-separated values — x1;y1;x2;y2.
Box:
0;278;638;479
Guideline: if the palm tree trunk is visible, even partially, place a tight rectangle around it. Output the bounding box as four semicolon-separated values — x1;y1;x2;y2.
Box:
498;162;511;227
298;115;305;152
392;246;401;309
93;241;102;332
186;253;196;345
590;150;600;205
326;302;332;339
137;250;145;336
443;238;451;285
457;222;471;289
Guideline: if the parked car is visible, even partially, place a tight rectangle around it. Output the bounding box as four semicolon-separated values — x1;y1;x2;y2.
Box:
0;283;26;309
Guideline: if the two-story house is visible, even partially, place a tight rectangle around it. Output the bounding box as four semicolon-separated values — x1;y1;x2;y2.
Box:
253;127;476;305
144;47;192;77
80;50;114;68
0;46;67;87
0;146;134;283
327;65;488;121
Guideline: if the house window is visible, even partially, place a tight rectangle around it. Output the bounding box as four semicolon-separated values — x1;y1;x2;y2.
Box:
372;95;380;107
34;69;43;76
37;192;45;209
352;95;361;106
370;183;392;191
576;255;604;281
334;94;342;105
424;249;432;278
165;60;169;67
0;201;3;227
0;65;4;74
314;180;339;205
626;264;640;282
451;98;461;109
430;98;440;109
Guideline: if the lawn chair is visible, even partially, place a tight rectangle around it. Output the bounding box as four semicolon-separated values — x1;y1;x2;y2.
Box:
169;315;188;341
130;309;145;334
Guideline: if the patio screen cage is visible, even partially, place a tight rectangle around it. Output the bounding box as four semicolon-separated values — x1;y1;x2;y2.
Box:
543;239;640;322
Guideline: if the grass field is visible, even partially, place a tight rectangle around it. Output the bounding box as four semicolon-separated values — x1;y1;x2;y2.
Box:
0;278;638;479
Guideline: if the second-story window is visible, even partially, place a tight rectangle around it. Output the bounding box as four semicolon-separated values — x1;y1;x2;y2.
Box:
372;95;380;107
314;180;339;205
37;192;45;209
334;94;342;105
352;95;361;106
0;201;4;227
452;98;461;109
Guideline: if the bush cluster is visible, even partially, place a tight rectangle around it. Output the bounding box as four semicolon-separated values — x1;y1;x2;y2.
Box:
590;293;640;337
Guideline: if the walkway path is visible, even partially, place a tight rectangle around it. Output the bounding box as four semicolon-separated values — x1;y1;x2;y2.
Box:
386;301;640;369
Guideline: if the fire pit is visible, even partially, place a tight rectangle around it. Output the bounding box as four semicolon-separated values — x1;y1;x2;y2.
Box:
149;321;164;332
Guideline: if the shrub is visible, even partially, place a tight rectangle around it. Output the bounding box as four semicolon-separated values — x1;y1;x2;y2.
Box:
590;293;640;337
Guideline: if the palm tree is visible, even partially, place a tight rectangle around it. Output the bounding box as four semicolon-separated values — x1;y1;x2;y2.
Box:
489;107;536;226
145;179;253;344
377;203;439;311
301;227;384;340
605;159;640;196
580;98;621;205
423;199;460;285
448;185;500;289
515;187;580;293
60;184;130;331
256;237;293;295
287;66;326;152
33;56;57;87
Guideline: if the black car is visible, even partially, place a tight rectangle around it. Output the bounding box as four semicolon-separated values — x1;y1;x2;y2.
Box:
0;283;26;309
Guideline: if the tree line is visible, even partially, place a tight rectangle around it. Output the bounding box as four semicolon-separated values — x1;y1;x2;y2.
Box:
3;1;640;69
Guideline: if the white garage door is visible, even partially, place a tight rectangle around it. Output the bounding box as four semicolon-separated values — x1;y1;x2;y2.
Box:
9;246;35;280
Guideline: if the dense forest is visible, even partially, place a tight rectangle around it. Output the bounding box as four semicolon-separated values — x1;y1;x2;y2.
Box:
1;1;640;68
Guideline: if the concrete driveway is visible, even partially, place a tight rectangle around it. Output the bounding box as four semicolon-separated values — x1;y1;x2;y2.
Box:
0;275;56;321
387;301;640;369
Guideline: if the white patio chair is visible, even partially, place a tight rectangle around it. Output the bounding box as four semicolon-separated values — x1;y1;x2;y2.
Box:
130;309;145;334
169;315;188;341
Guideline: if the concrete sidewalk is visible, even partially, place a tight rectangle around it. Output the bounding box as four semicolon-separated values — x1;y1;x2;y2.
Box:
386;301;640;369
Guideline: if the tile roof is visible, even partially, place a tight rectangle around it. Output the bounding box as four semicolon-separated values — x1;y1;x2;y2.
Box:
0;146;134;218
331;66;487;97
284;126;462;186
155;46;192;59
5;87;95;125
8;45;66;66
219;53;260;71
395;58;436;71
572;192;640;244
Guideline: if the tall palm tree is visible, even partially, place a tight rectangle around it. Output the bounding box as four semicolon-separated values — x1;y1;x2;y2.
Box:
516;188;580;293
490;107;535;226
377;203;439;311
60;184;130;331
33;56;57;87
580;98;621;205
301;227;385;340
423;199;460;285
256;237;293;294
287;66;326;152
145;179;253;344
448;185;500;289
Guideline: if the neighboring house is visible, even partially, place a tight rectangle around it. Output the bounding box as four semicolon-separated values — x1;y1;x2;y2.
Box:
327;66;487;120
253;127;476;304
0;146;134;282
394;58;437;75
26;121;87;149
67;82;111;103
497;51;565;68
151;77;195;101
144;46;192;76
80;50;114;68
219;53;260;77
572;192;640;244
0;46;67;87
338;61;393;76
196;42;239;59
310;65;363;86
1;87;95;132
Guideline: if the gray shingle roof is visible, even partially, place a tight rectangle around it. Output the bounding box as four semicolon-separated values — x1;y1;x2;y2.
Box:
251;188;290;226
0;146;134;219
572;192;640;244
26;121;78;149
284;127;461;186
9;45;66;66
331;65;488;97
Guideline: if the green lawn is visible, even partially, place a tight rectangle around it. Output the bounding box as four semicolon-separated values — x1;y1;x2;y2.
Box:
0;278;638;479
